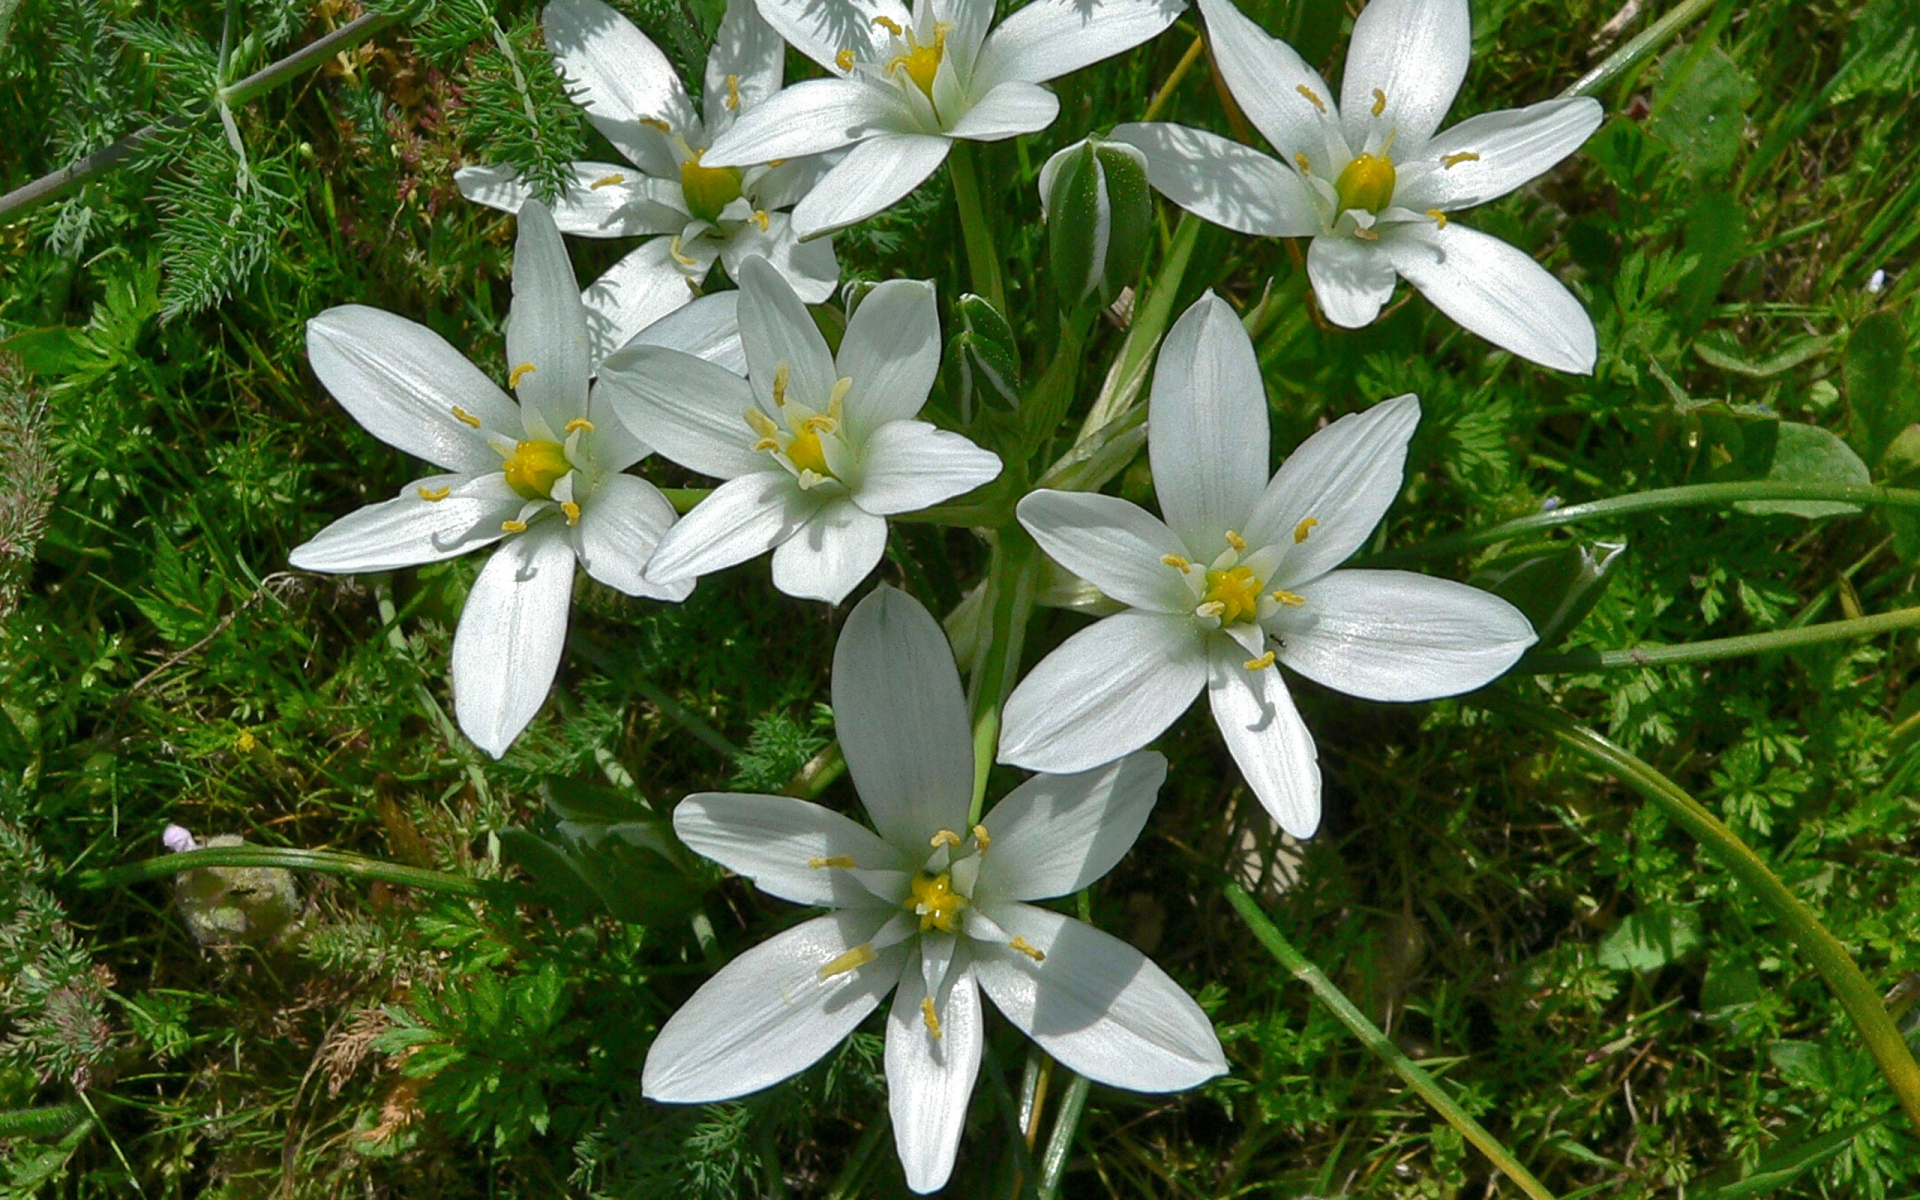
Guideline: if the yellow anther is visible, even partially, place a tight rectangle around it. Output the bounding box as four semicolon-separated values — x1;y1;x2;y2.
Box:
1162;554;1192;573
771;363;791;406
752;209;769;230
668;237;699;268
929;829;962;849
508;362;537;388
417;486;451;502
871;14;904;34
501;519;529;534
1195;601;1226;618
1441;151;1481;169
1371;87;1387;117
725;73;740;110
971;824;991;853
1296;84;1326;112
450;406;483;429
1201;565;1261;625
1426;208;1448;228
1225;530;1247;552
565;418;595;434
1354;226;1379;240
907;872;968;932
1294;153;1312;175
1270;589;1305;607
745;408;780;440
640;117;672;133
1334;152;1397;214
808;855;857;869
561;501;581;525
1245;650;1277;671
818;942;878;979
921;995;942;1038
1293;516;1318;544
836;47;856;70
502;439;572;499
590;172;626;189
1009;936;1046;962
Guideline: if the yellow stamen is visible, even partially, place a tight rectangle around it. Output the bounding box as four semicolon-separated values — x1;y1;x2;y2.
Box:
1294;153;1312;174
450;406;482;429
1354;226;1379;240
1162;554;1193;573
668;237;698;268
871;14;904;34
565;418;595;434
1296;84;1326;112
1225;530;1247;552
1270;589;1305;606
1009;936;1046;962
818;942;878;979
1441;151;1481;169
1371;87;1387;117
907;872;968;932
836;47;855;71
501;519;528;534
417;486;451;502
1426;208;1448;228
590;172;625;189
808;855;857;869
1201;565;1261;625
1245;650;1277;671
725;73;740;110
1334;152;1397;214
1195;601;1226;619
921;995;942;1038
929;829;962;849
508;362;536;388
1293;516;1318;544
640;117;672;133
501;439;572;500
971;824;991;854
752;209;770;230
561;501;581;525
771;363;791;406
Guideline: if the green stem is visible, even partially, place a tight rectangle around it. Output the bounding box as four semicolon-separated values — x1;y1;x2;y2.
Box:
1477;693;1920;1135
1142;33;1206;123
967;529;1041;824
74;846;519;901
1033;1072;1090;1200
1560;0;1716;99
1071;212;1202;443
1360;481;1920;569
950;142;1008;316
1224;883;1559;1200
1527;606;1920;673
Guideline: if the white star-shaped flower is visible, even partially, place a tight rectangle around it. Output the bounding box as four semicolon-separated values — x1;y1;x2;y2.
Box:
998;292;1538;835
596;255;1002;604
456;0;840;363
289;201;735;757
1111;0;1602;372
697;0;1185;237
643;585;1226;1194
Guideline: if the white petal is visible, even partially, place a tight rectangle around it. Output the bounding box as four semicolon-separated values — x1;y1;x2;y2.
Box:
771;499;889;603
642;909;907;1103
451;523;577;758
1307;234;1398;328
1108;123;1321;238
1015;490;1192;614
1396;98;1604;212
751;0;910;74
507;201;593;437
290;474;520;573
1194;0;1349;173
971;901;1227;1091
1340;0;1470;152
1244;392;1420;586
571;473;689;599
887;950;984;1194
544;0;697;170
1277;568;1536;701
998;610;1209;774
644;470;811;585
854;422;1002;515
836;278;939;437
976;751;1166;901
973;0;1184;89
703;0;785;136
933;0;995;78
718;211;842;305
790;133;954;239
946;80;1060;141
703;78;905;167
752;151;842;211
1207;641;1320;837
832;584;976;850
455;163;687;238
1148;292;1270;559
1382;220;1597;373
306;306;517;472
737;256;841;412
673;792;912;905
593;344;765;478
582;239;702;370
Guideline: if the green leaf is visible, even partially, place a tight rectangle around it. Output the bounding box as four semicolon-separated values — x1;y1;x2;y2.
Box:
1478;538;1626;648
1693;330;1840;378
1843;310;1920;467
1733;421;1872;517
1833;0;1920;103
1700;953;1762;1011
1597;906;1702;972
1648;44;1756;180
1688;1120;1869;1199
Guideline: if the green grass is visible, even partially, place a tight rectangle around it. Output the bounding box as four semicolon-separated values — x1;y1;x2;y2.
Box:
4;0;1920;1195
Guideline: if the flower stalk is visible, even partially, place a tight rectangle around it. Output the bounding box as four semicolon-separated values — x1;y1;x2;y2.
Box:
951;142;1010;316
76;845;516;902
1526;605;1920;673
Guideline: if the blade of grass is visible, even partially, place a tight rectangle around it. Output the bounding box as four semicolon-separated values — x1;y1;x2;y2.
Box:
1525;605;1920;672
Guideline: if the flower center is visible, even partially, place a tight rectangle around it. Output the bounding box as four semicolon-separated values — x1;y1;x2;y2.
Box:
680;151;744;224
1335;152;1397;215
785;427;832;477
743;370;853;489
907;871;968;932
1202;565;1262;626
501;439;571;500
877;17;948;99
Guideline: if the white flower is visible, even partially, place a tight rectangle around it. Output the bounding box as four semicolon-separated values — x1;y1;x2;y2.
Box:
642;585;1226;1193
1110;0;1602;373
289;201;732;758
456;0;840;363
596;256;1002;604
698;0;1184;237
998;293;1537;836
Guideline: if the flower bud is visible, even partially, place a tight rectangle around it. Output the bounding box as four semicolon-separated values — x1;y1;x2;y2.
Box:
1040;137;1152;308
944;293;1021;423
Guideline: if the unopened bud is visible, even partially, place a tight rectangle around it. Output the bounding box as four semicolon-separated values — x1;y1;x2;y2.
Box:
1040;137;1152;308
944;293;1021;423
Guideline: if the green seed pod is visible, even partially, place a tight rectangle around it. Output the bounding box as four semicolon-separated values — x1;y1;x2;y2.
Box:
1040;136;1152;308
945;293;1022;423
